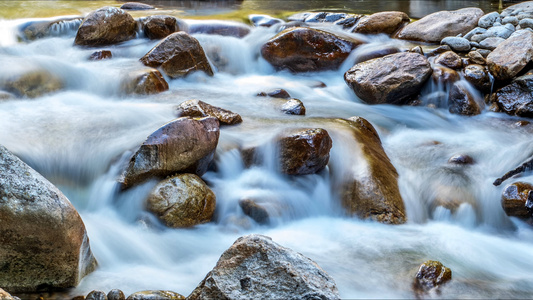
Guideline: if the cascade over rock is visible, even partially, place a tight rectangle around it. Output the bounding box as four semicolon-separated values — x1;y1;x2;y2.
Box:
395;8;484;42
140;32;214;78
122;117;220;188
74;6;136;46
0;145;97;293
261;27;364;72
187;234;340;300
335;117;407;224
344;52;432;105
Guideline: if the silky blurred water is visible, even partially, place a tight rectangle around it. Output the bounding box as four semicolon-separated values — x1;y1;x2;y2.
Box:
0;1;533;299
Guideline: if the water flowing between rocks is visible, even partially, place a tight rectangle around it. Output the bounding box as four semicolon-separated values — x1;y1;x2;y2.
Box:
1;1;533;299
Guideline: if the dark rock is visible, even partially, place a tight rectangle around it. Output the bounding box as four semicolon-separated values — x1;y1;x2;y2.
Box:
261;27;363;72
435;51;463;69
413;260;452;294
121;117;219;188
448;154;474;165
74;7;136;46
501;182;533;219
491;74;533;117
142;15;187;40
122;68;169;95
396;8;484;43
147;174;216;228
352;11;410;35
176;99;242;125
277;128;332;175
86;291;107;300
126;290;184;300
336;117;407;224
140;32;213;78
463;64;492;92
107;289;125;300
448;81;482;116
187;234;340;300
281;99;306;115
344;52;432;105
487;30;533;81
0;145;97;292
120;2;154;10
257;89;291;99
239;199;270;224
89;50;112;60
189;21;251;38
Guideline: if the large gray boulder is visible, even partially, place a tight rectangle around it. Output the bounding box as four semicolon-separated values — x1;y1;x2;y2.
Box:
0;145;97;292
335;117;407;224
122;117;220;188
261;27;363;72
395;8;484;43
147;174;216;228
344;52;432;105
74;6;136;46
187;234;340;300
140;32;213;78
490;74;533;117
487;30;533;81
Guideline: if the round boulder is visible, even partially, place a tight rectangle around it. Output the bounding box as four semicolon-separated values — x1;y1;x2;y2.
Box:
435;51;463;69
501;182;533;219
261;27;363;72
147;174;216;228
74;7;136;46
122;117;220;188
344;52;432;105
277;128;332;175
140;32;213;78
142;15;187;40
86;291;107;300
107;289;126;300
281;99;306;115
352;11;410;35
187;234;340;300
122;68;169;95
0;145;97;292
440;36;471;52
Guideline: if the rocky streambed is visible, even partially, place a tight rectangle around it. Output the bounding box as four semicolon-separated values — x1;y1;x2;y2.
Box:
1;1;533;299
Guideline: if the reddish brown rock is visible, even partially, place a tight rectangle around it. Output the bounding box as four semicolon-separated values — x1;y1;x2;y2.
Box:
261;27;363;72
89;50;112;60
140;32;213;78
277;128;332;175
435;51;463;69
122;68;169;95
75;7;136;46
142;15;187;40
353;11;410;35
432;66;460;84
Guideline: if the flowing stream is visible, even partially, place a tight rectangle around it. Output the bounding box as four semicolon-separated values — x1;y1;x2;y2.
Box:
1;1;533;299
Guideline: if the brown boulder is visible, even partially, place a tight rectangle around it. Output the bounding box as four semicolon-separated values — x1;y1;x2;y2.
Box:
74;7;136;46
122;117;219;188
188;234;340;300
281;99;306;115
352;11;410;35
335;117;406;224
257;88;291;99
147;174;216;228
261;27;363;72
176;99;242;125
277;128;332;175
487;30;533;81
434;51;463;69
396;8;484;43
463;64;492;92
122;68;169;95
0;145;97;292
501;182;533;219
344;52;432;105
431;66;459;84
142;15;187;40
413;260;452;294
448;81;482;116
491;74;533;117
140;32;213;78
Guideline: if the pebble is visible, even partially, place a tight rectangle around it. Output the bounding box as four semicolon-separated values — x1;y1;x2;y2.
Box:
441;36;471;52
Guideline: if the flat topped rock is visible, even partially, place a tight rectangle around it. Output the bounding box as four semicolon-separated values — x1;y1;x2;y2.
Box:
487;29;533;81
396;7;484;43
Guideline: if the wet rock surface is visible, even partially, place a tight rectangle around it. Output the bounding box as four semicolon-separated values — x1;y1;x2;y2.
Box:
277;128;332;175
89;50;112;60
122;117;220;188
281;98;306;115
122;68;169;95
86;290;107;300
413;260;452;294
344;52;432;105
448;81;482;116
435;51;463;69
108;289;126;300
75;7;136;46
336;117;407;224
463;64;492;92
187;234;340;300
0;145;97;292
352;11;410;35
261;27;363;72
140;32;213;78
142;15;187;40
176;99;242;125
501;182;533;219
396;7;484;42
491;74;533;117
238;199;270;225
